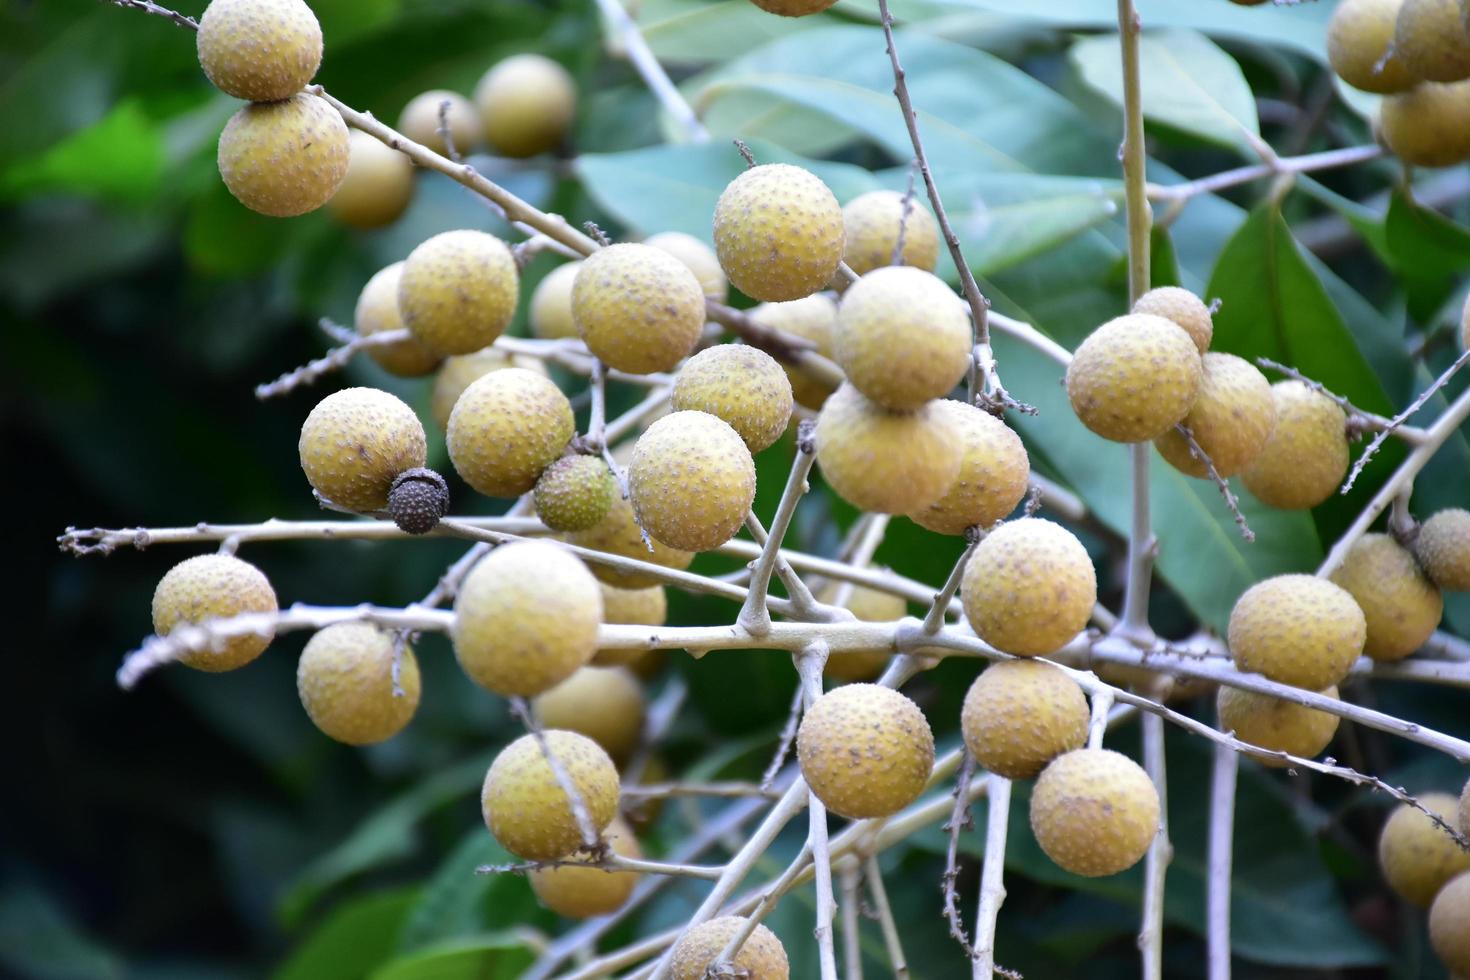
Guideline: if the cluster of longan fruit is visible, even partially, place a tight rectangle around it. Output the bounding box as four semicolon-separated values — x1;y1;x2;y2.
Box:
1375;777;1470;975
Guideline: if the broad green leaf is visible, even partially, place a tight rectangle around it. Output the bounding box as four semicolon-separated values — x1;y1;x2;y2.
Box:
0;882;124;980
397;832;537;953
1384;190;1470;321
1;99;163;205
274;889;420;980
369;936;536;980
639;0;834;66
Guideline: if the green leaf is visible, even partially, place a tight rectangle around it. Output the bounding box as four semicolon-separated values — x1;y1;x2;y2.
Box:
397;832;536;953
274;888;420;980
639;0;834;66
1;99;164;205
369;936;536;980
1384;189;1470;321
0;882;124;980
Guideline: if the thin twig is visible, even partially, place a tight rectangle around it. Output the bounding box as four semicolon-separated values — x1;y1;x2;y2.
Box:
1138;712;1172;979
865;855;910;979
622;781;782;802
1254;357;1414;439
107;0;197;29
1341;347;1470;493
972;774;1012;980
797;645;840;980
508;697;601;850
590;0;709;143
1174;423;1254;542
737;425;821;634
1148;144;1384;204
1088;687;1115;749
478;852;724;880
761;685;808;792
254;329;410;400
923;530;982;634
940;753;977;958
840;861;865;980
1206;743;1237;980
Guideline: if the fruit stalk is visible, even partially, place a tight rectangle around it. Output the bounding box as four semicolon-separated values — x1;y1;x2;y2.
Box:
590;0;709;143
1138;711;1174;980
865;855;911;978
1206;742;1238;980
971;773;1013;980
736;433;822;633
796;646;841;980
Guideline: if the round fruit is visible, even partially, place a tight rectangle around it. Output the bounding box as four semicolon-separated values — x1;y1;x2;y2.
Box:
1065;313;1204;443
671;345;793;453
529;816;642;918
814;384;961;514
298;387;427;512
152;554;278;672
1328;0;1418;93
429;349;544;432
1154;352;1276;478
329;131;414;230
1396;0;1470;82
961;660;1088;780
749;0;839;15
628;411;756;552
481;730;619;861
713;163;845;302
399;229;519;356
447;367;574;497
217;93;349;217
534;455;617;533
573;244;706;374
1416;508;1470;591
797;683;935;819
530;261;582;341
1378;793;1470;906
1030;748;1160;877
645;231;729;303
453;540;602;697
670;916;790;980
1227;574;1366;689
397;90;482;157
819;582;905;681
474;54;577;158
532;666;645;763
297;622;420;745
1241;381;1350;509
1431;871;1470;974
834;266;971;410
840;190;940;276
353;262;440;377
196;0;321;101
750;294;840;409
1381;80;1470;167
592;582;668;669
563;492;695;589
961;518;1097;657
908;400;1030;535
1329;533;1443;661
1131;286;1213;354
1216;684;1340;766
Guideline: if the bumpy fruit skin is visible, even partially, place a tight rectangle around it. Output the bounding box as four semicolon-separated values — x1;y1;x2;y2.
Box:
814;385;961;514
299;387;427;512
447;368;574;498
573;244;706;374
644;231;729;303
834;266;971;410
819;582;905;681
196;0;321;101
840;190;940;276
1065;313;1204;443
529;817;641;918
672;345;793;453
329;132;415;230
1329;534;1443;661
908;400;1029;535
1131;286;1214;354
593;582;668;669
563;493;695;589
1241;381;1349;509
797;684;935;819
429;349;544;432
1416;508;1470;591
481;730;619;861
532;666;645;763
297;622;420;745
1378;793;1470;906
530;261;582;341
1328;0;1418;93
353;262;440;377
1381;80;1470;167
1227;574;1366;689
1030;748;1160;877
670;917;789;980
749;0;839;15
152;555;278;672
453;540;602;697
962;660;1088;780
714;163;844;302
961;518;1097;657
534;456;617;533
628;411;756;552
399;229;519;356
1154;352;1275;478
1396;0;1470;82
474;54;577;158
750;294;840;409
397;90;482;157
1216;685;1340;767
218;93;349;217
1431;871;1470;974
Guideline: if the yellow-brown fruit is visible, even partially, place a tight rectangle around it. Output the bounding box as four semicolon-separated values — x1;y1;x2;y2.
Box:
397;90;482;157
813;384;961;514
1381;80;1470;167
750;294;839;409
1416;508;1470;591
961;518;1097;657
819;582;905;681
296;622;420;745
670;917;790;980
217;93;349;218
1431;871;1470;974
628;411;756;552
713;163;844;302
196;0;321;102
1329;534;1443;661
671;345;793;453
644;231;729;303
1241;381;1350;509
1066;313;1203;442
1227;574;1366;689
481;730;619;860
530;261;582;341
529;817;641;918
1329;0;1418;92
453;540;602;697
573;244;705;374
563;493;695;589
447;367;574;498
749;0;839;15
534;455;617;533
298;387;427;512
532;666;645;763
1030;748;1160;877
429;349;545;432
592;583;668;669
797;683;935;819
474;54;577;158
1131;286;1214;353
908;399;1030;535
399;229;519;356
961;660;1088;780
329;131;414;230
1216;684;1341;766
840;190;940;276
1155;352;1276;478
352;262;440;378
152;554;278;672
834;266;971;410
1396;0;1470;81
1378;793;1470;906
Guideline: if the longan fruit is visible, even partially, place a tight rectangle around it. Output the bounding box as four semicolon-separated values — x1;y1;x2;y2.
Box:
1030;748;1160;877
670;917;790;980
750;293;840;410
628;410;756;552
748;0;839;15
592;582;668;670
1329;0;1418;93
814;384;961;514
152;554;278;672
534;455;616;533
217;93;349;217
908;399;1029;535
1216;684;1340;766
1431;871;1470;975
196;0;321;102
962;660;1088;780
818;582;905;681
1131;286;1213;354
299;387;427;512
352;262;440;378
573;244;706;374
329;131;414;230
562;492;695;589
834;266;971;410
532;666;645;763
645;231;729;303
1227;574;1366;690
530;261;582;341
1155;352;1276;478
1329;534;1443;661
481;729;619;861
713;163;845;302
1241;381;1350;509
399;229;519;356
1416;508;1470;591
297;622;420;745
447;367;574;498
671;345;793;453
529;816;642;918
1396;0;1470;82
797;683;935;819
429;349;545;432
840;190;940;276
474;54;577;158
397;90;482;157
1381;80;1470;167
453;540;602;697
1378;793;1470;906
1066;313;1203;443
961;518;1097;657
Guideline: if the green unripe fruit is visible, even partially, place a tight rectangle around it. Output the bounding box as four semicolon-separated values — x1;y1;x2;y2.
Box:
196;0;321;101
714;163;845;302
1329;534;1443;661
532;666;645;763
1381;80;1470;167
573;244;706;374
628;410;756;552
1066;313;1203;443
671;917;790;980
834;266;971;410
1431;871;1470;975
474;54;577;158
1396;0;1470;81
750;294;839;410
397;90;482;157
1030;748;1160;877
1416;508;1470;591
453;540;602;697
534;456;617;533
299;387;427;512
814;385;961;514
749;0;839;15
908;399;1030;535
482;730;619;860
592;582;668;669
447;368;574;498
645;231;729;303
672;345;793;453
1227;574;1366;690
1131;286;1213;353
563;493;695;589
1155;352;1275;478
529;816;641;918
961;518;1097;657
152;554;278;672
329;132;414;230
819;582;905;681
1216;685;1340;766
297;622;420;745
1378;793;1470;906
1329;0;1418;93
353;262;440;378
429;349;545;432
217;93;349;217
961;660;1088;780
530;261;582;341
1241;381;1349;509
399;229;519;356
797;683;935;819
840;190;940;276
